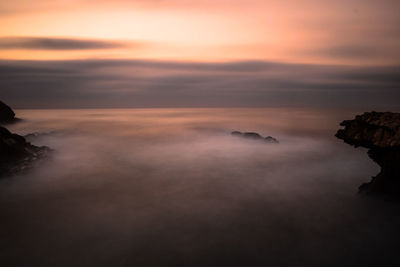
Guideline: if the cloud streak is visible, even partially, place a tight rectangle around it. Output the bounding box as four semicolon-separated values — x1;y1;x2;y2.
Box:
0;37;132;50
310;43;400;61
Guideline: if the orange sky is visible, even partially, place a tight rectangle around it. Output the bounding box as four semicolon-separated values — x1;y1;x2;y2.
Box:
0;0;399;65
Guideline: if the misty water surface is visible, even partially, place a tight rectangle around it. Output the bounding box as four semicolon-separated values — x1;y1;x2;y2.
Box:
1;108;399;266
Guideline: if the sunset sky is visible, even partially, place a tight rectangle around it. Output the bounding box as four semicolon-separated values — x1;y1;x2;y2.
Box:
0;0;399;108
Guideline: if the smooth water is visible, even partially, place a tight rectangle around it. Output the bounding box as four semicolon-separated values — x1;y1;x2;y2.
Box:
1;108;399;266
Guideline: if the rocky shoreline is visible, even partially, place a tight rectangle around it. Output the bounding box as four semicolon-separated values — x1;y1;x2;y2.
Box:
0;100;17;123
336;111;400;195
0;101;50;177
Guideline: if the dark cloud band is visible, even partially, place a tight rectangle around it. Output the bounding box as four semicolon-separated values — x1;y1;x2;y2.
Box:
0;37;130;50
0;59;399;109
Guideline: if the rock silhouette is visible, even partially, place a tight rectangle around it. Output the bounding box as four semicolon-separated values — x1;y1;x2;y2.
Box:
0;126;50;177
336;111;400;195
0;101;16;123
0;100;50;177
231;131;279;143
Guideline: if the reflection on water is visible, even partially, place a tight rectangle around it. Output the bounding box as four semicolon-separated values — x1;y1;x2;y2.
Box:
1;108;399;267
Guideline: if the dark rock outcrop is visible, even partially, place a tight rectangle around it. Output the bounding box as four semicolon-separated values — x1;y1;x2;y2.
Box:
231;131;279;143
0;101;16;124
0;126;50;177
336;111;400;195
0;100;51;177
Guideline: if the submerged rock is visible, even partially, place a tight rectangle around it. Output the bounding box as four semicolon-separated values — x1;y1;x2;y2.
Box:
265;136;279;143
231;131;279;143
0;126;50;177
231;131;243;137
0;101;16;124
336;111;400;195
243;132;263;140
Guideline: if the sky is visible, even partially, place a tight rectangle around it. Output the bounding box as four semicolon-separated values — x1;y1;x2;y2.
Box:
0;0;399;108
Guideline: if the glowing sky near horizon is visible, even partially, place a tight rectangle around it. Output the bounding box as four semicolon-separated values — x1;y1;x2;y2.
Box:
0;0;399;64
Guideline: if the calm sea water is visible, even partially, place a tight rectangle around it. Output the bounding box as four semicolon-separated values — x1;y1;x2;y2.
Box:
1;108;399;266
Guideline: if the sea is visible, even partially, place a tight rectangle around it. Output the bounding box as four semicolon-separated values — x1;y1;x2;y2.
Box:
1;108;399;266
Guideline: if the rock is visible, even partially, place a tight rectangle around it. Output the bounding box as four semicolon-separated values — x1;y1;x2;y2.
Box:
231;131;279;143
0;126;50;177
265;136;279;143
231;131;243;137
0;100;16;124
0;101;50;177
244;132;263;140
335;111;400;195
